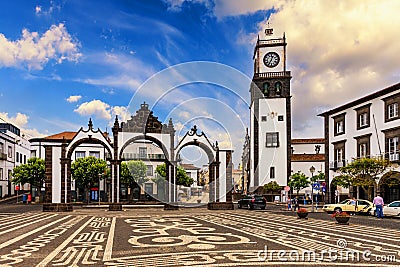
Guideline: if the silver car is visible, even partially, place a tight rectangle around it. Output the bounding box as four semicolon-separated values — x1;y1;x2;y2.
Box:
369;201;400;217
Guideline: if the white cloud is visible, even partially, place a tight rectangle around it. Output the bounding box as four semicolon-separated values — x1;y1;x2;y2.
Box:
74;99;132;123
111;106;131;122
74;100;111;120
213;0;280;18
35;1;60;16
0;112;46;138
66;95;82;103
0;23;81;70
77;52;153;91
35;6;42;14
0;112;28;127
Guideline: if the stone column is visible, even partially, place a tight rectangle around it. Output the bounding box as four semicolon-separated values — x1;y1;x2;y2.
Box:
44;146;52;203
225;150;233;203
111;116;121;203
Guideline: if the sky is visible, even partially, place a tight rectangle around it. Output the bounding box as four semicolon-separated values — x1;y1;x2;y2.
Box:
1;0;400;167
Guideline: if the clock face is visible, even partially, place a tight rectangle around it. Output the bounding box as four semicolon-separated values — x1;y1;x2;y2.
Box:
263;52;280;68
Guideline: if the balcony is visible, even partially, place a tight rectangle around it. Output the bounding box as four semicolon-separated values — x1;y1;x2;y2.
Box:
389;153;399;161
329;160;348;170
121;153;165;161
253;71;291;79
0;152;6;160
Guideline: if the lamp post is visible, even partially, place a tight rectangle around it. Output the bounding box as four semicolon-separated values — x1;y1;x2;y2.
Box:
98;173;102;205
310;166;315;212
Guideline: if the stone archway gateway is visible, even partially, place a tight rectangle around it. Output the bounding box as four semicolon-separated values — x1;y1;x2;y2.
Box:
41;102;234;211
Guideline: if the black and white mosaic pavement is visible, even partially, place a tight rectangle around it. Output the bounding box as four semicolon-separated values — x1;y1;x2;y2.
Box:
0;208;399;266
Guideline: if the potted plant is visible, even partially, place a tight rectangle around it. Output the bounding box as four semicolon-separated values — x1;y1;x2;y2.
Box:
332;211;351;224
296;208;309;219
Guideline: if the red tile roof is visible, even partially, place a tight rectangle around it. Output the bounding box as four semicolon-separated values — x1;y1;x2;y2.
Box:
43;131;77;141
291;154;325;162
291;138;325;144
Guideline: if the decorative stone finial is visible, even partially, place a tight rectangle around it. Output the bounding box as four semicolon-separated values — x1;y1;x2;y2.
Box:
88;118;93;130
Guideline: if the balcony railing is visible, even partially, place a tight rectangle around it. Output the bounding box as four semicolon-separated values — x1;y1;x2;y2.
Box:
121;153;165;160
0;152;7;160
329;160;348;170
253;71;291;79
257;39;285;46
389;153;399;161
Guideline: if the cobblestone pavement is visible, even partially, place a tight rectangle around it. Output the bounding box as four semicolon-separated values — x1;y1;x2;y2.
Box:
0;206;399;266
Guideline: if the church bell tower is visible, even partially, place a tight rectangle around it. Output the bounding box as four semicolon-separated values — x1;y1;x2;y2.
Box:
249;25;292;190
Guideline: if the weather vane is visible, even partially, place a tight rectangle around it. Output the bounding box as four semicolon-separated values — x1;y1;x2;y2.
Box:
265;21;273;36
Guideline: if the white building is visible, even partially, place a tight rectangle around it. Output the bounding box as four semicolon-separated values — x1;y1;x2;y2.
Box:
0;123;31;198
319;82;400;203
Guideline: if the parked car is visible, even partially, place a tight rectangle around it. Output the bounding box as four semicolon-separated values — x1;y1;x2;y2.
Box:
369;201;400;217
238;195;266;210
323;199;373;214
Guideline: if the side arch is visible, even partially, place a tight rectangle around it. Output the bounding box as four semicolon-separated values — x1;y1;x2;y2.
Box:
174;141;216;163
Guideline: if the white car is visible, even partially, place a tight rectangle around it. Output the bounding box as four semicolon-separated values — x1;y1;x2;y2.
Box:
369;201;400;217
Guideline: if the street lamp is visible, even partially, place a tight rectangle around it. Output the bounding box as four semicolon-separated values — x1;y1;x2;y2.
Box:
310;166;315;212
98;173;102;205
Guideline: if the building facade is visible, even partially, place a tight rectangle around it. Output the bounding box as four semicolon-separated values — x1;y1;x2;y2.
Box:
319;82;400;203
0;123;31;198
249;27;292;191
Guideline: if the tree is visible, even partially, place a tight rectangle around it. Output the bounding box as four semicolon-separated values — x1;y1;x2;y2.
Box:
263;181;281;193
176;166;194;187
125;160;148;185
156;163;194;187
336;157;391;199
71;156;108;204
11;157;45;202
120;162;136;202
288;171;310;196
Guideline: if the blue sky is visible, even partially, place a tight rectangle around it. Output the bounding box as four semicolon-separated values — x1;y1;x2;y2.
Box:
1;0;400;167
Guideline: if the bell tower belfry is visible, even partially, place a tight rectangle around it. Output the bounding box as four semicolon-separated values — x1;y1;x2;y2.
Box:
249;24;292;190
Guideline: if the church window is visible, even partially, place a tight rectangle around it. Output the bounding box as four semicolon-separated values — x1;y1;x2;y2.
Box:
275;82;282;95
263;82;269;95
266;132;279;147
261;116;267;122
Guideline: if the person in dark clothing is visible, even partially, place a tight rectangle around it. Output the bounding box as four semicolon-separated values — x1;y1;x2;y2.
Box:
293;197;299;211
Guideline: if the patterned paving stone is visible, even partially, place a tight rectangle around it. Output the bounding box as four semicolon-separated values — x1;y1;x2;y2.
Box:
0;209;398;266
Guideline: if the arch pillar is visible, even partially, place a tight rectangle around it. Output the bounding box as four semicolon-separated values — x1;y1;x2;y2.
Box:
111;116;121;203
166;161;177;203
60;139;72;203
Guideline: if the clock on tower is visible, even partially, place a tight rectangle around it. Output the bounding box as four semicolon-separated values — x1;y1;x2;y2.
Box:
249;25;292;191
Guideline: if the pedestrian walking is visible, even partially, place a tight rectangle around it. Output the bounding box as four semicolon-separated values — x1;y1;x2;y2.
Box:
287;198;292;211
373;194;384;219
293;197;299;211
350;196;357;215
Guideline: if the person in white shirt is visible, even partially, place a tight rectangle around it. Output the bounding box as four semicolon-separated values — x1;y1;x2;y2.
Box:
373;194;384;218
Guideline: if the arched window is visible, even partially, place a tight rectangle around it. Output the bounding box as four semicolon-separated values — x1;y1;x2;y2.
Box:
275;82;282;95
263;82;270;95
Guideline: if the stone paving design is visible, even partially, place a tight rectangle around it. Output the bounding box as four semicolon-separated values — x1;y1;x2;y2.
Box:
0;210;398;266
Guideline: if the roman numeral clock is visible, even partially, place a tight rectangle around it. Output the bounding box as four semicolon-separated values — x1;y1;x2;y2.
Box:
249;25;292;190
